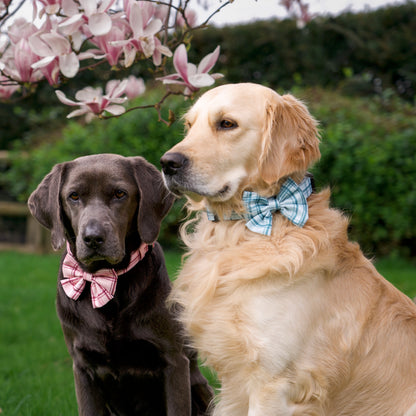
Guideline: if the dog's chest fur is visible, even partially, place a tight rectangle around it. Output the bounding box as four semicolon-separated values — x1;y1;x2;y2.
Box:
175;219;329;379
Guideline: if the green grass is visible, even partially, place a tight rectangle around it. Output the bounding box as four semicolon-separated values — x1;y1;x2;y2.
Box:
0;250;414;415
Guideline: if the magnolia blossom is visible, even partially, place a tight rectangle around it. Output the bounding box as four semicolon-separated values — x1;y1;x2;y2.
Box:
30;31;80;78
0;0;225;111
10;38;43;83
58;0;115;37
87;15;128;66
55;78;138;118
176;9;197;28
37;0;62;16
114;1;172;67
123;75;145;99
158;44;223;95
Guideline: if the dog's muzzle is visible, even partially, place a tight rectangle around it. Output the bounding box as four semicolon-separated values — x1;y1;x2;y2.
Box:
160;152;189;176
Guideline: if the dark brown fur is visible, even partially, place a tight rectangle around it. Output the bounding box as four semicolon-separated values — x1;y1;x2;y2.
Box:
28;154;213;416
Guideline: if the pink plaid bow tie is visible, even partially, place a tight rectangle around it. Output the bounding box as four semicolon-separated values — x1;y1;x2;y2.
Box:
61;243;149;308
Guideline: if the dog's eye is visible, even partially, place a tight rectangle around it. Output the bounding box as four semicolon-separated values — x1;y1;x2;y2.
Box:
114;190;127;199
219;119;237;130
69;192;79;201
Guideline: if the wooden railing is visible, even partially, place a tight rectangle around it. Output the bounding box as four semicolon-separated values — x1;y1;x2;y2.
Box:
0;201;51;253
0;151;51;253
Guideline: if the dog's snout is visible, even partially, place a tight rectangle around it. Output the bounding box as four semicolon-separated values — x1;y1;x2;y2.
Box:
83;221;105;249
160;152;188;176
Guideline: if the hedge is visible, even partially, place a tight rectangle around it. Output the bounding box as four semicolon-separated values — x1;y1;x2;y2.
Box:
5;87;416;257
189;2;416;101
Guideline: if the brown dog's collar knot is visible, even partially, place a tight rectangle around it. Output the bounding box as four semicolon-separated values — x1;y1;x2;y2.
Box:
61;242;149;308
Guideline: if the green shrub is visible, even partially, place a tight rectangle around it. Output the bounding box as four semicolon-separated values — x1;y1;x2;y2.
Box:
6;87;416;256
189;2;416;101
303;88;416;257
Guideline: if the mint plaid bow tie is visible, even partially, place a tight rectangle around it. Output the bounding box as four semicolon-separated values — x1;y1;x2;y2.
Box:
61;243;148;308
207;177;312;236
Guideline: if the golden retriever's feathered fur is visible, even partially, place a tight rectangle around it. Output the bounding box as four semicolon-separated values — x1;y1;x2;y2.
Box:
161;83;416;415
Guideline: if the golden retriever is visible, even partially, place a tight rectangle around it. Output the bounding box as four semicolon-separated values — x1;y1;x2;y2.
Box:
160;83;416;416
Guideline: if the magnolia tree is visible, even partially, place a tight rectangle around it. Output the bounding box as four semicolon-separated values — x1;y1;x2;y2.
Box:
0;0;311;123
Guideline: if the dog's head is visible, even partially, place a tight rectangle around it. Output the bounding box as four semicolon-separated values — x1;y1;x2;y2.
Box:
28;154;174;270
161;83;320;207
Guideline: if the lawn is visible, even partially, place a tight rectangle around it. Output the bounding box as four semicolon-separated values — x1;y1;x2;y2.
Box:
0;250;415;415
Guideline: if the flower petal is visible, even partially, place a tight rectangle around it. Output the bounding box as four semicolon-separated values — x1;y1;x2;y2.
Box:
75;86;102;102
58;14;84;36
188;73;215;88
140;36;155;58
59;52;80;78
197;46;220;74
79;0;96;17
56;90;78;106
130;2;144;37
41;32;71;55
173;44;189;83
123;44;137;68
31;55;56;69
61;0;79;16
105;104;126;115
154;38;172;59
67;108;89;118
106;78;128;98
29;34;52;57
143;18;162;36
88;13;112;36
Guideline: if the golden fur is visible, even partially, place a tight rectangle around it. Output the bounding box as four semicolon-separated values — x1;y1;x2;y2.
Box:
161;83;416;415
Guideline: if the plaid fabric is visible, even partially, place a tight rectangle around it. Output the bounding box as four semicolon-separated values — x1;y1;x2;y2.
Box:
207;176;312;236
61;242;149;308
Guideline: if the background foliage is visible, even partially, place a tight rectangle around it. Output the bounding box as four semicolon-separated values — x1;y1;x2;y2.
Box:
1;2;416;257
4;84;416;257
189;1;416;100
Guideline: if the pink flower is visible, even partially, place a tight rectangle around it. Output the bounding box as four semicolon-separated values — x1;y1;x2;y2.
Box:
176;9;197;28
12;39;43;83
113;0;171;67
37;0;63;16
58;0;116;37
87;16;129;66
29;31;80;78
123;75;145;99
7;18;39;44
56;79;128;118
157;44;223;95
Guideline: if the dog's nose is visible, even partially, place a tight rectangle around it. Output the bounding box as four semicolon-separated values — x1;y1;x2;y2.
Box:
83;221;105;249
160;152;188;176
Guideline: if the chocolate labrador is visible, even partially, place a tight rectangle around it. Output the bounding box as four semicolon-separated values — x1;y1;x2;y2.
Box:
28;154;213;416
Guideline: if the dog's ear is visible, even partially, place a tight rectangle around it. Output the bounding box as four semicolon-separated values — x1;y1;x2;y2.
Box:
129;157;175;244
28;163;67;250
259;94;320;184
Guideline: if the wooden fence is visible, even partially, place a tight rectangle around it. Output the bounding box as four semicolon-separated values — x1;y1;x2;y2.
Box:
0;201;51;253
0;151;51;253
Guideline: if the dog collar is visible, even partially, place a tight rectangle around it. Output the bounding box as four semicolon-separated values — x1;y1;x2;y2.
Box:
61;242;149;308
207;176;313;236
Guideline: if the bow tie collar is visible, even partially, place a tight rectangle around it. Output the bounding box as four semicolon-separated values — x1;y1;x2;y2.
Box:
207;177;313;236
61;243;149;308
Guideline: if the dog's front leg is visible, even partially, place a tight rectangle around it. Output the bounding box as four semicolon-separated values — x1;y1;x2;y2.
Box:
73;364;109;416
164;354;192;416
247;378;325;416
246;379;298;416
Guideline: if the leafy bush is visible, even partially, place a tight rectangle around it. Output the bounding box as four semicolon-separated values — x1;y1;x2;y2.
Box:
6;87;416;256
303;88;416;257
189;2;416;101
